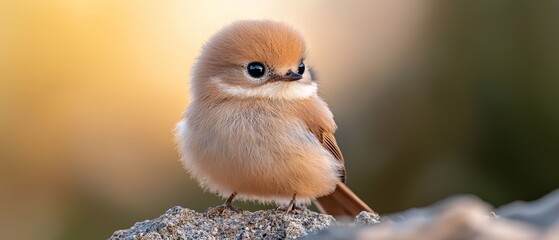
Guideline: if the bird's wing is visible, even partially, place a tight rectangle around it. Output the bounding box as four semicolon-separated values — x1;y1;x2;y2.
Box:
322;131;344;164
305;119;375;218
306;123;346;182
320;131;346;182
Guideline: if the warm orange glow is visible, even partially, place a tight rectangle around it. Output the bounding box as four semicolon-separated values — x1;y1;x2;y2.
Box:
0;1;430;238
4;1;557;240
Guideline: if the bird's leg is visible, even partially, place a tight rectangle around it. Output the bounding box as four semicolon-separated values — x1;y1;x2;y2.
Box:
286;194;297;212
206;192;241;215
277;193;303;213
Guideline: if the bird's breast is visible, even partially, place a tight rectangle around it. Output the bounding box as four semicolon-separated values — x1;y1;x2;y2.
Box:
178;99;342;199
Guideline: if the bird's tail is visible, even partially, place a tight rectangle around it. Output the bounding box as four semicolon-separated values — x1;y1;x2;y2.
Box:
313;182;374;218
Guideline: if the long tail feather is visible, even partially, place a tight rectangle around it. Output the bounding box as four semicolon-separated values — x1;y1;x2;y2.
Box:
313;182;374;217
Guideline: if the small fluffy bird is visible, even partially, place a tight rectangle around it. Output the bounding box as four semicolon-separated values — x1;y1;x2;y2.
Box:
176;20;373;217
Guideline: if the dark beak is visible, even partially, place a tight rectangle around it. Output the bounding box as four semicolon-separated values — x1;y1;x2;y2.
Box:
270;70;303;82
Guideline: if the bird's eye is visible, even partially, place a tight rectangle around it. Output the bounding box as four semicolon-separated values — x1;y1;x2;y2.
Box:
297;62;305;75
247;62;266;78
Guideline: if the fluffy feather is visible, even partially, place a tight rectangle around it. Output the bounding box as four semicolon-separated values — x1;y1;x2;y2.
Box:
211;76;317;100
175;20;373;216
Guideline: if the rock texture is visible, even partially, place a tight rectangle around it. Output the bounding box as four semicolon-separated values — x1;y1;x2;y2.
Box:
496;188;559;229
309;194;559;240
110;189;559;240
109;207;337;240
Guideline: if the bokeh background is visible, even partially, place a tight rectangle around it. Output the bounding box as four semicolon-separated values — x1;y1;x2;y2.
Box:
1;0;558;239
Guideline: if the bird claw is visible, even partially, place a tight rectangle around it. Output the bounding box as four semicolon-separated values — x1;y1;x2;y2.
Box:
206;204;242;215
276;204;303;213
276;193;302;214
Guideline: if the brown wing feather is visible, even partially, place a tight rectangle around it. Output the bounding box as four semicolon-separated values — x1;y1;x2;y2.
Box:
305;121;346;183
299;97;374;217
321;132;346;182
304;117;374;218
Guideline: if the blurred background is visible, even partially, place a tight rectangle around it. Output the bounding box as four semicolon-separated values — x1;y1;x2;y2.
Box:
1;0;558;239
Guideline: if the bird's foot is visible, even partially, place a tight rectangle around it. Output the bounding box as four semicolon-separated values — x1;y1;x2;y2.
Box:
205;192;240;216
277;194;303;214
276;204;304;213
206;204;242;215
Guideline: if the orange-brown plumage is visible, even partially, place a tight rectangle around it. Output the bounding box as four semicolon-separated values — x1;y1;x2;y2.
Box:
203;20;305;70
175;20;374;217
191;20;308;102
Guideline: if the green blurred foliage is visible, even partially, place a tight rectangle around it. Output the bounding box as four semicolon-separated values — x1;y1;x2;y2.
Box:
338;0;559;213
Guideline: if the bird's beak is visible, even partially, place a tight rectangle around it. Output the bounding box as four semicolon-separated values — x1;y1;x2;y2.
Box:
269;70;303;82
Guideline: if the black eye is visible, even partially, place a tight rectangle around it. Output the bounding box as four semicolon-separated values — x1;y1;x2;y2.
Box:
297;62;305;75
247;62;266;78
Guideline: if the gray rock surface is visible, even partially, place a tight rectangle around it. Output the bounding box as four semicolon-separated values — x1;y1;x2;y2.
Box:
309;196;540;240
355;211;382;225
109;206;336;240
110;189;559;240
496;188;559;229
309;193;559;240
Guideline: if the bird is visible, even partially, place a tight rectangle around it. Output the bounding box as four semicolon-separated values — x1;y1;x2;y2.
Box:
175;20;374;218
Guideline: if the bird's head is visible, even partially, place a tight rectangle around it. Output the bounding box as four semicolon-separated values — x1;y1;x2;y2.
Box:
191;20;317;101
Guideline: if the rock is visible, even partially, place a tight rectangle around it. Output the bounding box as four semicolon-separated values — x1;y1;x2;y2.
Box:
355;211;381;225
348;196;543;240
496;188;559;229
309;194;559;240
109;206;335;240
110;189;559;240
